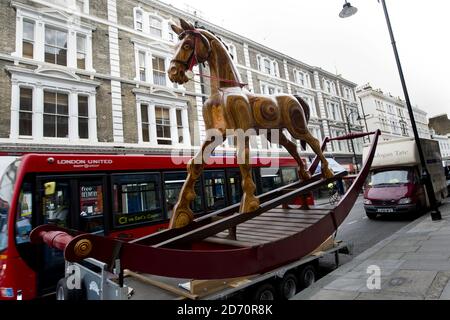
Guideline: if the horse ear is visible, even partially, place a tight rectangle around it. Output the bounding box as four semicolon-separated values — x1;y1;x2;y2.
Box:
171;23;183;35
180;18;194;30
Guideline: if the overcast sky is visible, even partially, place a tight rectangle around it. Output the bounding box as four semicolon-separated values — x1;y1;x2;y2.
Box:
161;0;450;118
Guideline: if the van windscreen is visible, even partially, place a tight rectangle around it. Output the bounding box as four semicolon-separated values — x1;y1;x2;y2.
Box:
369;169;411;187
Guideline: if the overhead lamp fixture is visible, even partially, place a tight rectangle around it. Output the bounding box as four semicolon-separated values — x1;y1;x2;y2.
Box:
339;1;358;18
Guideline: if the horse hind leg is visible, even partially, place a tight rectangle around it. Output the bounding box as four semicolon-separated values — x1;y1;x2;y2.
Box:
275;132;311;181
298;131;334;179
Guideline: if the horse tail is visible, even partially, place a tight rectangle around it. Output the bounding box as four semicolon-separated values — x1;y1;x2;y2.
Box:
294;95;310;124
294;95;310;150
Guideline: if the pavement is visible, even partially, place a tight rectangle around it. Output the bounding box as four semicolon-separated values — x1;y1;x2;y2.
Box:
293;197;450;300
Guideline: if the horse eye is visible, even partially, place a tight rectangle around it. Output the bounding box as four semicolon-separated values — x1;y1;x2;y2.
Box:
183;44;191;50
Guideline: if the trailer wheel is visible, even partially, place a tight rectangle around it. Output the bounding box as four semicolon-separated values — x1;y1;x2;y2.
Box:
277;273;298;300
56;278;85;301
252;283;276;301
298;265;316;288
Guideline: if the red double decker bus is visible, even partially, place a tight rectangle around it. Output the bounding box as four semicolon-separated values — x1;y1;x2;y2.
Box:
0;153;308;300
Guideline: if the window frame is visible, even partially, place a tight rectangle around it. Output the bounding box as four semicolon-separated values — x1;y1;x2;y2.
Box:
43;90;70;139
76;33;87;70
149;16;163;38
44;26;68;66
75;0;89;14
134;8;144;32
77;95;89;140
175;109;183;144
19;87;33;137
155;106;172;145
22;20;35;59
110;172;164;230
138;51;147;82
152;56;166;86
326;100;342;121
140;103;150;143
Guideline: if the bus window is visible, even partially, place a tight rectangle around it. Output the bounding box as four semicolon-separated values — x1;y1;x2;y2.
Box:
260;167;283;194
204;171;227;211
163;172;202;218
112;174;163;228
41;180;71;228
281;168;298;185
15;183;33;244
79;181;104;233
227;169;242;205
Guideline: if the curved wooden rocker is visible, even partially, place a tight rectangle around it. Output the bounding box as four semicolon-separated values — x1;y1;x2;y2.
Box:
31;130;380;279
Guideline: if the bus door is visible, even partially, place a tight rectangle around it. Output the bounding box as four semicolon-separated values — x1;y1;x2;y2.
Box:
35;175;107;293
36;177;74;293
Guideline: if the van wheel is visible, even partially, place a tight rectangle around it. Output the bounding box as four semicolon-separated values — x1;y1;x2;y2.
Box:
252;283;276;301
366;212;377;220
277;273;298;300
298;265;316;288
56;278;85;301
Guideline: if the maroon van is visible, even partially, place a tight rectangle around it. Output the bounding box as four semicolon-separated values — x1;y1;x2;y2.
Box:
363;166;426;219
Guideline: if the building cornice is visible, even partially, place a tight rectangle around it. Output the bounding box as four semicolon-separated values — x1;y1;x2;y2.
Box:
11;0;97;31
5;65;102;88
22;0;359;89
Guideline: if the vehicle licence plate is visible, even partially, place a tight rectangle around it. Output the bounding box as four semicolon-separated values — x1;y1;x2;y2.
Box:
377;208;394;213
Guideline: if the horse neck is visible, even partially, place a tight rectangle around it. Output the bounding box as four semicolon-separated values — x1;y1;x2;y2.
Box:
203;33;241;94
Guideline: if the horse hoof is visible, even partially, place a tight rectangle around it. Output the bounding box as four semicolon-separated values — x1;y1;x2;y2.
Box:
170;207;194;229
322;168;334;179
299;170;312;181
240;197;260;213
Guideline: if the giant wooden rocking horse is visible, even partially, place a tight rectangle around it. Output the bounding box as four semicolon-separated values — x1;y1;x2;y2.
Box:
168;19;334;229
29;18;380;281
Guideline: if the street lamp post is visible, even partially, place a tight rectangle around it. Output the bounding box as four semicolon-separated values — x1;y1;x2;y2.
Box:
345;109;360;173
339;0;442;220
358;97;371;143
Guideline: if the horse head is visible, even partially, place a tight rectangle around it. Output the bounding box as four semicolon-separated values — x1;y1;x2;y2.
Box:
168;18;211;85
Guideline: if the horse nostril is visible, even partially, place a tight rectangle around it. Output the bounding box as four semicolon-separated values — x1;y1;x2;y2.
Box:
170;67;178;76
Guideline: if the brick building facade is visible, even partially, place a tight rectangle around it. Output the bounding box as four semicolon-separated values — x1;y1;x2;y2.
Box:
0;0;364;168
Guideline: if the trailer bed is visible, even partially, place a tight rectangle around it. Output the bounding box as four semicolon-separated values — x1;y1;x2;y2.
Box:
122;240;349;300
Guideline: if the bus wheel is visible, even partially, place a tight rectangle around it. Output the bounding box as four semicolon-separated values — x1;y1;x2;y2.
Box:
56;278;85;301
252;283;276;301
298;265;316;289
277;273;298;300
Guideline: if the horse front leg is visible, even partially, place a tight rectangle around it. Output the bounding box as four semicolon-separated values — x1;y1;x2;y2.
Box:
169;139;214;229
302;132;334;179
238;136;260;214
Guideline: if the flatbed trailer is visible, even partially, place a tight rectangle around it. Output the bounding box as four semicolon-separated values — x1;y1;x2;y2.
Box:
60;238;350;300
32;131;378;300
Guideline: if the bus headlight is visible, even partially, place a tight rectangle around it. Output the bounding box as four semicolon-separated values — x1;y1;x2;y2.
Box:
363;199;372;205
398;197;412;205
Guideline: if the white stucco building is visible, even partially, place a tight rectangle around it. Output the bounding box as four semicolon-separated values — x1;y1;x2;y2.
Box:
356;83;431;142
